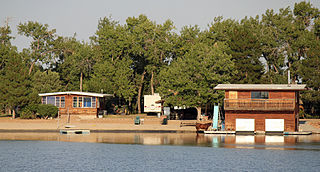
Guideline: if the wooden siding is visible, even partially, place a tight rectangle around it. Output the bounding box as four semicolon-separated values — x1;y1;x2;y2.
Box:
57;95;98;116
224;91;297;111
224;111;296;132
225;90;295;99
223;90;300;132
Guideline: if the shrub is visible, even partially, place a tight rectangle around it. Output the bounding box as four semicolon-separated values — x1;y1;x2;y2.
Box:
20;104;58;119
37;104;58;119
20;104;38;119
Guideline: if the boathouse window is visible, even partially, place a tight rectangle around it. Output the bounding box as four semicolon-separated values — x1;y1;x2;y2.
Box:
251;91;269;99
73;96;96;108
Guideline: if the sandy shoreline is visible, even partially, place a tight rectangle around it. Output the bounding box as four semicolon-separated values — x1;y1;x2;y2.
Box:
0;116;197;132
0;117;319;133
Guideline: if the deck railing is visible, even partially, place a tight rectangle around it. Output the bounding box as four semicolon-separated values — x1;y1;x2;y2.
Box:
224;99;295;111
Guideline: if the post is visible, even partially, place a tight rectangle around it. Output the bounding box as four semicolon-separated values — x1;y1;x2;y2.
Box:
288;70;291;86
57;110;60;129
67;107;70;123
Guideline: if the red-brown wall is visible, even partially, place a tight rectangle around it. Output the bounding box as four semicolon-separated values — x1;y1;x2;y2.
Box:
225;90;295;99
54;95;98;116
225;111;296;131
224;90;299;132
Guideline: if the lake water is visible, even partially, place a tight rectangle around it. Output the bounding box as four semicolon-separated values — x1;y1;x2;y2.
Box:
0;132;319;171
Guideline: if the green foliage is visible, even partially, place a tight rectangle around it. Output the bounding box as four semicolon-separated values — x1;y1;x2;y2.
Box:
88;57;136;101
32;70;62;93
0;25;13;45
0;47;31;112
20;104;58;119
207;17;264;83
17;21;57;74
55;38;95;91
20;104;38;119
159;42;236;107
37;104;58;118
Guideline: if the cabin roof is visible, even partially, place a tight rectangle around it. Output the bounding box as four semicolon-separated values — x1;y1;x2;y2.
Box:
214;84;306;91
38;91;113;97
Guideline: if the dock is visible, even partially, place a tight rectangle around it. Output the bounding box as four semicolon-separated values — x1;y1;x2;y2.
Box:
284;131;312;135
204;131;236;134
60;130;90;135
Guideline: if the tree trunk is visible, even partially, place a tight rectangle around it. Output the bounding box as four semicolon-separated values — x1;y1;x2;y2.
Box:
137;71;146;114
128;97;132;114
205;104;208;116
151;70;154;95
80;72;83;92
28;61;36;75
196;106;201;121
12;109;15;119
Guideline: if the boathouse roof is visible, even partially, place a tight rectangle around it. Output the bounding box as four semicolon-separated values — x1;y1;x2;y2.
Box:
214;84;306;91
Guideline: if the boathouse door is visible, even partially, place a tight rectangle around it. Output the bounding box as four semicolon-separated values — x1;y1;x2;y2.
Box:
236;119;255;131
265;119;284;132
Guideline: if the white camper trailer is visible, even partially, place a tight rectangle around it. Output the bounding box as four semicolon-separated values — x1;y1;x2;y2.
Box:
144;93;161;113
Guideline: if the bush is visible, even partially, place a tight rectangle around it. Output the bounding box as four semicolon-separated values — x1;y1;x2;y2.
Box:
37;104;58;119
20;104;58;119
20;104;38;119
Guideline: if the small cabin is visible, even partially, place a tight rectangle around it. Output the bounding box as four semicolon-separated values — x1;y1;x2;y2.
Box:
214;84;306;132
38;91;113;119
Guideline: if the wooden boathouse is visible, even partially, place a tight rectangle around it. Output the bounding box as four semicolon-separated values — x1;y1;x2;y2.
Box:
214;84;306;132
38;92;113;119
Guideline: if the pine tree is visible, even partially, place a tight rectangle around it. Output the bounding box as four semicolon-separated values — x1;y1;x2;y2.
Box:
0;52;31;118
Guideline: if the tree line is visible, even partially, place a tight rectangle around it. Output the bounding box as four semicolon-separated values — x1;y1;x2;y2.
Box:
0;1;319;119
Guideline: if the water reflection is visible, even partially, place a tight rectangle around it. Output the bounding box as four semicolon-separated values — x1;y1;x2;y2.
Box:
0;132;319;151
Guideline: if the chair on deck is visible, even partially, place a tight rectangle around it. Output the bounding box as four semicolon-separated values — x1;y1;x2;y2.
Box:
134;116;140;125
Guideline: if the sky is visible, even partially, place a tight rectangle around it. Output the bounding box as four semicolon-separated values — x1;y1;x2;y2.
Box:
1;0;319;51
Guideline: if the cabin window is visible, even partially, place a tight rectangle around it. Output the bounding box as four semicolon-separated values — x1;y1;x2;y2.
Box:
61;97;65;108
42;96;64;108
84;97;92;107
47;96;56;105
78;97;83;107
72;96;96;108
92;97;96;108
251;91;269;99
73;97;78;107
42;97;46;104
56;97;60;107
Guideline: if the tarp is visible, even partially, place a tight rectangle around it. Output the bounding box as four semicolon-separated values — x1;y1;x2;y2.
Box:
212;105;219;130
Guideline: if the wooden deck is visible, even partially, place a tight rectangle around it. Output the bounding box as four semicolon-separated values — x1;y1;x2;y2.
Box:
224;99;295;111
